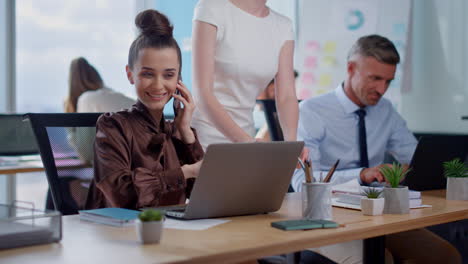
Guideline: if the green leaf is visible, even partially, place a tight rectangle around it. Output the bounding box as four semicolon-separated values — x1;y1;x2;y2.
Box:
443;158;468;178
361;187;382;199
138;209;163;222
379;162;411;188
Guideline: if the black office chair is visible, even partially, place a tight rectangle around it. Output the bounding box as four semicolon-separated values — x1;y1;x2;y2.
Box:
257;99;302;193
410;133;468;263
25;113;102;215
256;99;284;142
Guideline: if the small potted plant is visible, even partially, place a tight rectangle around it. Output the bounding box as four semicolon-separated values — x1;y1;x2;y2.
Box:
360;188;384;216
443;158;468;200
380;163;411;214
136;209;164;244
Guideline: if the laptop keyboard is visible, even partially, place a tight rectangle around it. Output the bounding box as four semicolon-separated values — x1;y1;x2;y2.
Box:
142;204;187;212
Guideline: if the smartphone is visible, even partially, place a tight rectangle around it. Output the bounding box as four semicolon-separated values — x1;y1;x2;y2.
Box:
173;88;181;117
173;75;182;117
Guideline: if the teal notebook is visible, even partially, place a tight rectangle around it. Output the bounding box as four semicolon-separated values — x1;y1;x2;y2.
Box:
79;208;140;227
271;219;339;231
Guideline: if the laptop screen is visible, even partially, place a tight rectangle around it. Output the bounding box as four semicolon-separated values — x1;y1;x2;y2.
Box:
0;114;39;156
404;135;468;191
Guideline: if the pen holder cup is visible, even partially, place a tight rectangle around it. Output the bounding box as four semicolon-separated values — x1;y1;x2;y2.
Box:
302;182;332;220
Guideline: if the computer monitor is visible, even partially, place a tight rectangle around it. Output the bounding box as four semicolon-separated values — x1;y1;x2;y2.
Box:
403;135;468;191
0;114;39;156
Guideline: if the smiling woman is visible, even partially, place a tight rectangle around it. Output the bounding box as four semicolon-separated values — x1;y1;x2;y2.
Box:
85;9;204;210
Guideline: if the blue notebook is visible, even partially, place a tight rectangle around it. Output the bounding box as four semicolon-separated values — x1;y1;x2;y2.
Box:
79;208;140;227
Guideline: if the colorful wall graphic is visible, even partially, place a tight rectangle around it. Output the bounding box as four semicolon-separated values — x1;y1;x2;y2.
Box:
296;0;411;110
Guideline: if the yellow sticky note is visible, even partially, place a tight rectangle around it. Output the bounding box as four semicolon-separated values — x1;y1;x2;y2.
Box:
318;74;332;87
323;42;337;54
322;56;336;67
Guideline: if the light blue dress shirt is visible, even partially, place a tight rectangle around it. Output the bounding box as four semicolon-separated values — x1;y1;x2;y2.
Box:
292;84;417;191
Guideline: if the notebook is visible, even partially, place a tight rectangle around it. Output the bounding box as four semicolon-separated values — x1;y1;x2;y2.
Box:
331;179;430;210
271;219;339;231
332;179;421;199
79;208;140;227
333;193;424;209
164;141;304;220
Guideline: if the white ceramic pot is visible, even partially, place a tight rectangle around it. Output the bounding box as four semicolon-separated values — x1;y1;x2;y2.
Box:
136;219;163;244
360;197;385;216
383;186;409;214
446;177;468;200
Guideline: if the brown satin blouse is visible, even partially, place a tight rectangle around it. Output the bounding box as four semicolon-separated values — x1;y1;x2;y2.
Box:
85;101;204;210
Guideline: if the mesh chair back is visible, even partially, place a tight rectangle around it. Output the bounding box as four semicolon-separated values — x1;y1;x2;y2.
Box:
25;113;102;215
256;100;303;193
256;99;284;141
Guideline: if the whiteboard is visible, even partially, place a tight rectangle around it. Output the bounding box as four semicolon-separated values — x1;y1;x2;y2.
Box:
296;0;412;110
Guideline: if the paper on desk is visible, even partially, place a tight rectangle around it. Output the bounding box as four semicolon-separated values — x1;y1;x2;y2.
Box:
332;179;422;199
331;197;432;210
164;218;230;230
332;179;361;194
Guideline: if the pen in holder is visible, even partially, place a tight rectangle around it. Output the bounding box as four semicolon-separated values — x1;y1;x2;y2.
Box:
302;182;332;220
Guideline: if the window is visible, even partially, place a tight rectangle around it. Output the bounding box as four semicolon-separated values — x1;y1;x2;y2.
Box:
16;0;137;113
15;0;137;209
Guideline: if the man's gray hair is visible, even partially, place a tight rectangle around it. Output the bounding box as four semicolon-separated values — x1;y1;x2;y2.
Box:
347;34;400;65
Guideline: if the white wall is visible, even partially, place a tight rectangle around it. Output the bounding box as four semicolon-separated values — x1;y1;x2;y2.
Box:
402;0;468;134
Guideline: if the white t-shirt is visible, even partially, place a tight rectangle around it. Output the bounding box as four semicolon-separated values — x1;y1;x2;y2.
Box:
70;87;135;164
191;0;294;149
77;87;135;113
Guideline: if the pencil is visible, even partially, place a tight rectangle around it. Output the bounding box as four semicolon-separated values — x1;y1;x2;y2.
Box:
304;159;313;183
323;159;340;183
298;158;312;183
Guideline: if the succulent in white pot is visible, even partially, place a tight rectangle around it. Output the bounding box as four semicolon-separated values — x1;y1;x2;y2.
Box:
136;209;164;244
360;187;384;216
443;158;468;201
380;163;411;214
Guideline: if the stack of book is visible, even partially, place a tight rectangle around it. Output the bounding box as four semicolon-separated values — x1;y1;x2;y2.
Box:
331;179;426;210
79;208;140;227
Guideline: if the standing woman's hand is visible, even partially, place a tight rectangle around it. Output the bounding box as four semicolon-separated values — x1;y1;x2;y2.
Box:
173;80;196;144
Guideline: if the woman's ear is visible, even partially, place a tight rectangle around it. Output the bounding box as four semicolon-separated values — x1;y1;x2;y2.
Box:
126;65;134;84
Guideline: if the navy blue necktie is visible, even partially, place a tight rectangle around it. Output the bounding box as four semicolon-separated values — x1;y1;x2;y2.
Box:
355;109;369;168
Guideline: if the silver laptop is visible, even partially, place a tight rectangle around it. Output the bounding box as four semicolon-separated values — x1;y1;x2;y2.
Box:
164;141;304;220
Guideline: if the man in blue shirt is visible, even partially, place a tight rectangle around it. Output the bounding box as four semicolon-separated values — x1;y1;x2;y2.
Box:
292;36;417;189
293;35;460;264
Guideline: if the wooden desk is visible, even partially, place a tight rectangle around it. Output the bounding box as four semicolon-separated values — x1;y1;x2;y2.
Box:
0;158;88;175
1;190;467;264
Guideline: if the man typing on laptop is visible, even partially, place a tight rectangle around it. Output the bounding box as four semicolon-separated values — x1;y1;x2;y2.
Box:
292;35;461;264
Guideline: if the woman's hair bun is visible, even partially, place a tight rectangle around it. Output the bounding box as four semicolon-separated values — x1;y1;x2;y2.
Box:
135;9;173;38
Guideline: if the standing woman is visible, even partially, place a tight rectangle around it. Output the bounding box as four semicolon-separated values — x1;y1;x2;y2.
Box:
191;0;299;149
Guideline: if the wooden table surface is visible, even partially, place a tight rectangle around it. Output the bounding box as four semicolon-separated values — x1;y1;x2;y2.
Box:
1;190;467;264
0;158;88;175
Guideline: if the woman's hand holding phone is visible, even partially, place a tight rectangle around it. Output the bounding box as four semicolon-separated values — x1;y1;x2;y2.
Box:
173;80;196;144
